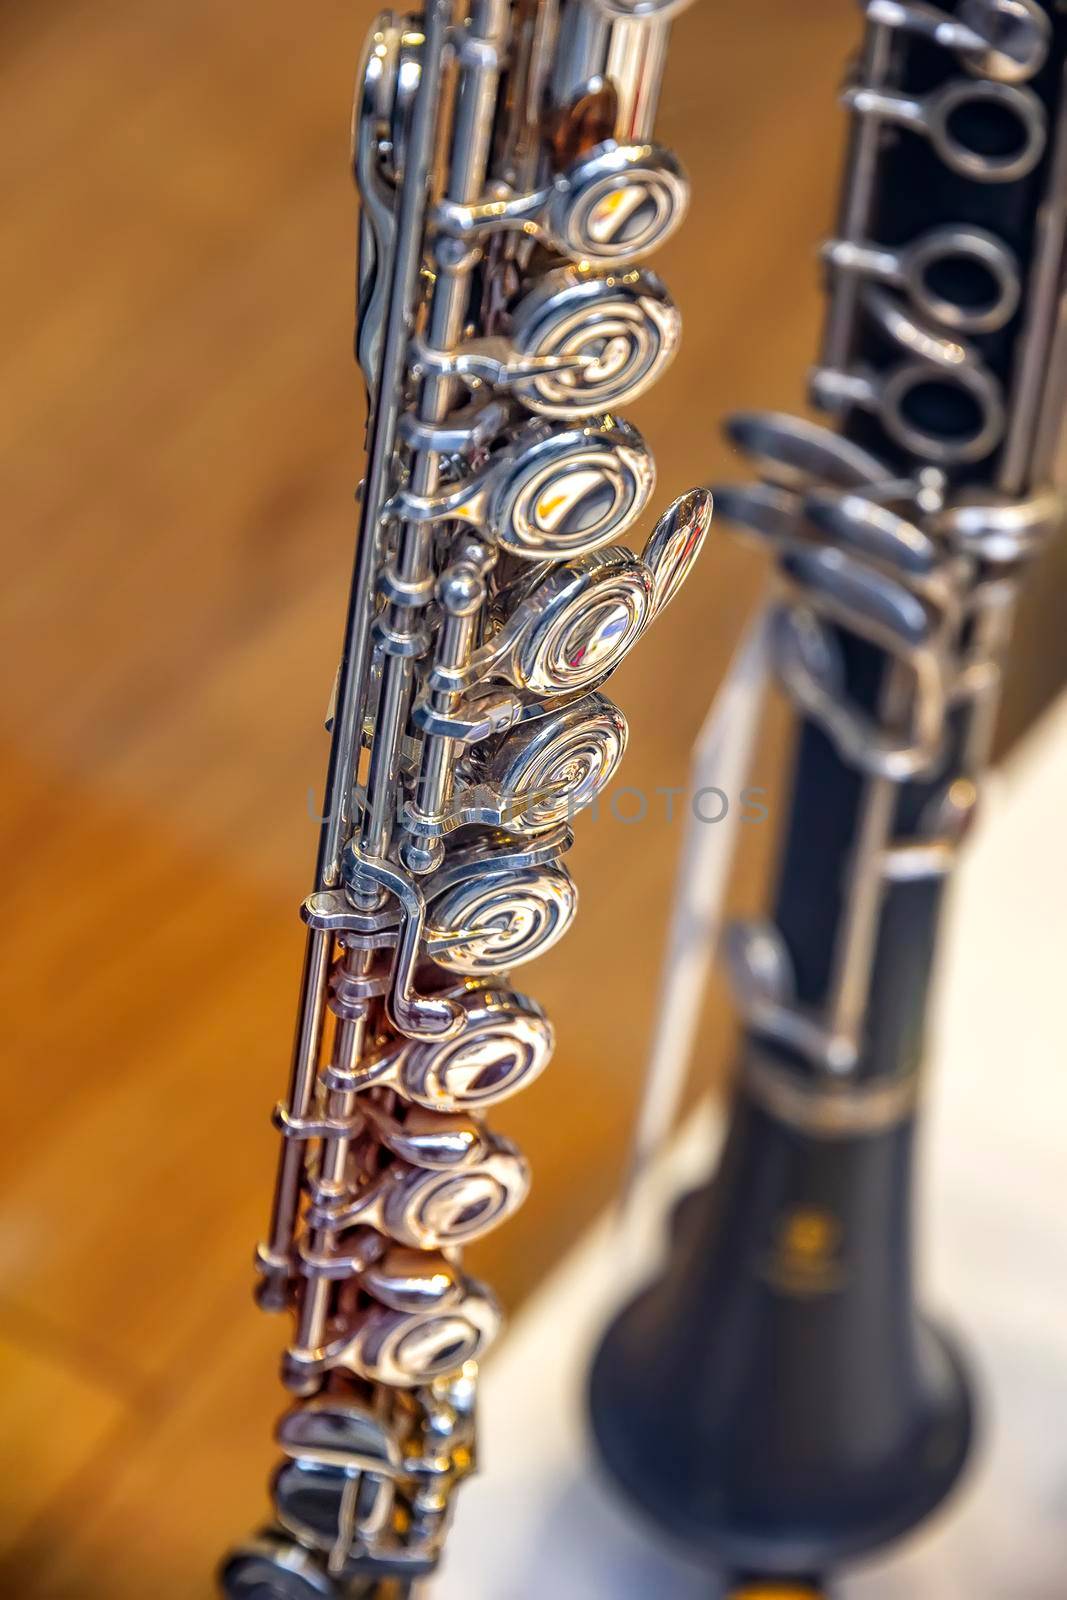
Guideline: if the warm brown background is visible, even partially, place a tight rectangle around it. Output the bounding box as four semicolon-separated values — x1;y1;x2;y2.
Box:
2;2;1065;1596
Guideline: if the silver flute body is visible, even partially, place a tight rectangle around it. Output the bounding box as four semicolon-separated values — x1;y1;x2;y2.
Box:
220;1;704;1595
590;1;1067;1592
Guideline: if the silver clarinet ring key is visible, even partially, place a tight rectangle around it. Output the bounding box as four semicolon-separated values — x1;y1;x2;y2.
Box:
813;289;1007;464
903;225;1020;331
509;266;681;417
824;223;1021;334
845;76;1046;181
956;0;1051;84
866;0;1051;86
879;355;1006;463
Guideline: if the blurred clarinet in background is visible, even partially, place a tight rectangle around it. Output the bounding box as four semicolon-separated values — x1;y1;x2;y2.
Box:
220;0;704;1596
590;2;1067;1594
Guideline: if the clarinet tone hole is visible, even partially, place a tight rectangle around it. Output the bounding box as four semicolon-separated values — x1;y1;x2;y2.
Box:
899;379;985;443
922;254;1001;316
948;97;1024;157
937;81;1045;179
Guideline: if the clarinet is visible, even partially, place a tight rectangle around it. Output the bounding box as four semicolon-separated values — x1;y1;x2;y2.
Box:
220;1;704;1595
590;2;1067;1594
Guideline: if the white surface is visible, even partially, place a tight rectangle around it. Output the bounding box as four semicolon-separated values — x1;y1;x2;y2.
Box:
437;692;1067;1600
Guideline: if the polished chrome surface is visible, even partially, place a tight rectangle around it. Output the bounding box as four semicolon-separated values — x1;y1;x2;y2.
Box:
388;413;656;560
425;860;579;972
434;139;689;263
335;983;555;1109
224;0;703;1592
507;266;681;417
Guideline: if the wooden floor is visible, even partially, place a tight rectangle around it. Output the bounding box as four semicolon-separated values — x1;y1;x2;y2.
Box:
2;3;1065;1595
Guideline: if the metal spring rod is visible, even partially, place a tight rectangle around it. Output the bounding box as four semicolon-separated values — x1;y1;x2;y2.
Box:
357;0;510;874
822;659;923;1065
256;0;455;1303
403;553;491;874
288;943;375;1389
819;11;895;377
999;56;1067;491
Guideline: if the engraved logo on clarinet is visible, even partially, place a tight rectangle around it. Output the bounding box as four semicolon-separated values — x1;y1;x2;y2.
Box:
761;1206;845;1297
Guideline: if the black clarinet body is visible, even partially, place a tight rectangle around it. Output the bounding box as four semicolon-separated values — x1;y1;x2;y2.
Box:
590;2;1067;1591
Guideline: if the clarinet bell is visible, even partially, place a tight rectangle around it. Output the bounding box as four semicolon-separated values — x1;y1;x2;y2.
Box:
589;1091;975;1580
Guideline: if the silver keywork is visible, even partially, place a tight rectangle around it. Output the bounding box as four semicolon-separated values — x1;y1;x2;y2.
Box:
239;0;706;1586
